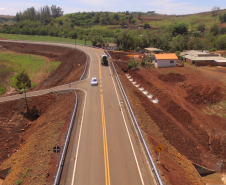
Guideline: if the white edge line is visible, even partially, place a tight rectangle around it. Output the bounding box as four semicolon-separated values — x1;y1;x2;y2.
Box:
70;48;94;184
108;62;145;185
112;70;158;185
71;88;87;185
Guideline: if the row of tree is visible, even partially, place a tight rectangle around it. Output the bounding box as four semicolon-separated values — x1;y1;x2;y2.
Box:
15;5;63;24
1;21;226;51
68;12;139;26
2;7;226;52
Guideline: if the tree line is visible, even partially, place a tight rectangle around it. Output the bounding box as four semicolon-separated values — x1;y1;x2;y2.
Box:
1;7;226;52
15;5;63;24
68;12;139;26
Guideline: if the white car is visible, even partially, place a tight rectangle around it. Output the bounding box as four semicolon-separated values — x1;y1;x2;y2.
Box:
91;77;98;86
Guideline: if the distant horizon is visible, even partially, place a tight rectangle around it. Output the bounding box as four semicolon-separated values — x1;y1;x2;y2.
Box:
1;9;226;17
0;0;225;16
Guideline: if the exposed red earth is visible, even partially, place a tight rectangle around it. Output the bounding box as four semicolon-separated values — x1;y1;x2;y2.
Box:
0;42;86;184
109;50;226;185
0;41;226;184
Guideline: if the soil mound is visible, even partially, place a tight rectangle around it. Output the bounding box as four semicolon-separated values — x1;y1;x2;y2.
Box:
185;84;224;106
158;73;187;82
0;93;57;164
0;92;76;184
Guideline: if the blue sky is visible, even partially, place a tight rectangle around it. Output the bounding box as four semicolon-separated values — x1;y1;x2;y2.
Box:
0;0;225;16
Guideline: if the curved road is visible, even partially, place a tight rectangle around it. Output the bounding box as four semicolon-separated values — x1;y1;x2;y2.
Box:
0;41;157;185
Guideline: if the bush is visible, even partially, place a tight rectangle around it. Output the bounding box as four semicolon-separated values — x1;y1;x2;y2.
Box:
210;24;220;36
16;179;23;185
144;23;150;29
216;35;226;50
0;84;6;95
209;48;217;51
197;23;205;32
128;58;139;70
220;27;226;34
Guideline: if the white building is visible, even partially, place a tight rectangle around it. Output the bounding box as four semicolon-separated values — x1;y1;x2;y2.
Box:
154;53;178;68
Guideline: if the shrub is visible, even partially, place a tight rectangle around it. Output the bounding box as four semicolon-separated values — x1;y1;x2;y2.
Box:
216;35;226;50
16;179;23;185
144;23;150;29
197;23;205;32
128;58;139;70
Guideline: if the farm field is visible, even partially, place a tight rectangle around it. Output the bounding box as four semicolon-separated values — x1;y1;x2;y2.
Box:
109;50;226;184
0;33;91;45
0;49;60;95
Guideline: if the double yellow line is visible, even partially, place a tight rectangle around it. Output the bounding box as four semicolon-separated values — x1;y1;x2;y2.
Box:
100;94;111;185
97;52;110;185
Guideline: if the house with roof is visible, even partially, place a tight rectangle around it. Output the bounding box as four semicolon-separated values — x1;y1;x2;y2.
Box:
154;53;178;68
181;50;226;66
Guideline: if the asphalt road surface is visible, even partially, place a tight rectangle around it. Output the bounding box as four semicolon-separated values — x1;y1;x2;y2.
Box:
0;41;157;185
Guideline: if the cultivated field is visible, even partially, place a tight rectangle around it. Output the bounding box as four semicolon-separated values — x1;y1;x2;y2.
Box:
0;48;60;95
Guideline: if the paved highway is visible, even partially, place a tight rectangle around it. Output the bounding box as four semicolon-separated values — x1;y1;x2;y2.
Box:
0;41;157;185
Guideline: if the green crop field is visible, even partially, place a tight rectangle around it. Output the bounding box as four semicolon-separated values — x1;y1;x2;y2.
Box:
0;52;60;95
0;33;92;45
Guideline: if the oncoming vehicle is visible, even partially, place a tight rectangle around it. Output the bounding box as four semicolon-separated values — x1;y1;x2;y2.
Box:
91;77;98;86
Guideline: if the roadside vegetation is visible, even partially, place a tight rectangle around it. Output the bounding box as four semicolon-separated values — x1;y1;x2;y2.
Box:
0;51;60;95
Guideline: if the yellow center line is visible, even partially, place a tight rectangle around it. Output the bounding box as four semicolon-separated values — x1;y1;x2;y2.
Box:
100;94;111;185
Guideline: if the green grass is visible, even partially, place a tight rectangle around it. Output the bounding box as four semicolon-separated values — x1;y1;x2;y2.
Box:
0;84;6;94
16;179;22;185
0;33;92;45
22;168;29;178
45;62;61;73
0;52;60;94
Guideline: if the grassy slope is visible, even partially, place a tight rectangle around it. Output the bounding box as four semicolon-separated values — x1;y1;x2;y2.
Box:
138;10;226;29
0;33;92;45
0;52;60;95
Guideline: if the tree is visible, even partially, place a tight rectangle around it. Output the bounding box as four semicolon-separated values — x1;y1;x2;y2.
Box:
16;71;31;111
128;14;133;22
175;51;181;58
197;23;205;32
215;35;226;50
137;12;142;20
212;6;220;16
119;16;127;26
166;23;188;36
210;24;220;36
51;5;63;18
128;58;139;70
130;18;136;25
220;27;226;34
219;13;226;22
144;23;150;29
